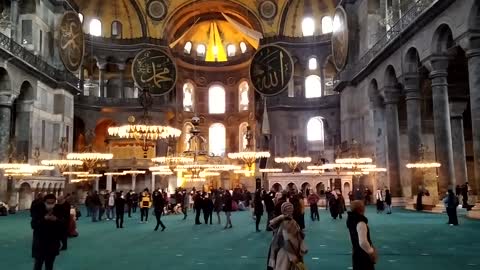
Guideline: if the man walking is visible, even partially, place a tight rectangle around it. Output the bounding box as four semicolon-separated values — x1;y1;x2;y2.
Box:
153;190;166;231
115;191;126;228
346;201;377;270
308;190;320;221
53;195;70;251
262;190;274;231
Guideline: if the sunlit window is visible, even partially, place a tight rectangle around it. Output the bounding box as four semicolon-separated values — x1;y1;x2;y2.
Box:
197;44;206;57
322;16;333;34
240;42;247;53
183;82;194;112
307;117;324;142
333;14;342;32
209;123;226;156
78;13;84;23
238;81;249;111
227;44;236;57
111;21;122;38
305;75;322;98
89;19;102;37
239;122;249;151
209;85;225;114
302;17;315;36
184;41;192;54
308;57;318;70
183;123;193;151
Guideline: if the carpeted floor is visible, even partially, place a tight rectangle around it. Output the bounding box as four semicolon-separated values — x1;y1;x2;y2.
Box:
1;207;479;270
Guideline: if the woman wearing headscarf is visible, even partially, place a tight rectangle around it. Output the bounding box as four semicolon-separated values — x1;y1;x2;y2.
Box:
329;191;339;219
267;202;307;270
253;191;264;232
443;189;459;226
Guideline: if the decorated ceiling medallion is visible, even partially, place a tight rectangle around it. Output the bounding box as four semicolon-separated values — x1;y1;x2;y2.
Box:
250;45;293;96
259;0;277;20
132;48;177;95
332;6;349;71
147;0;167;21
58;11;84;72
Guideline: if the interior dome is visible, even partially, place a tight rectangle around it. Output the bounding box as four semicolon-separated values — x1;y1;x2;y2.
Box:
281;0;338;37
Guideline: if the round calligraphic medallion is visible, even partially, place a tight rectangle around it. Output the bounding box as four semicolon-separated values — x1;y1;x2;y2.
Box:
331;6;349;71
259;0;277;20
147;0;167;21
249;45;293;96
58;11;84;72
131;49;177;95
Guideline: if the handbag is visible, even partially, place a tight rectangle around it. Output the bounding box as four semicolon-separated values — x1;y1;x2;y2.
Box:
290;261;307;270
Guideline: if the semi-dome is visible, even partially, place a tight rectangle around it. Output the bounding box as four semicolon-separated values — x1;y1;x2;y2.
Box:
281;0;338;37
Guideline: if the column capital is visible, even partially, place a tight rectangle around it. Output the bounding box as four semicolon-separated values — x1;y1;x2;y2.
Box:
382;88;399;105
0;93;15;107
424;54;449;75
449;100;468;118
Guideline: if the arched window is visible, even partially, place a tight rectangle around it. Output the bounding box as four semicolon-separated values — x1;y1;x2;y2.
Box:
89;19;102;37
209;123;226;156
307;117;324;142
239;122;249;151
78;13;84;23
197;44;206;57
302;17;315;36
209;85;225;114
183;123;194;151
183;82;194;112
308;57;318;70
184;41;192;54
240;42;247;53
227;44;236;57
111;21;122;38
321;16;333;34
238;81;249;111
305;75;322;98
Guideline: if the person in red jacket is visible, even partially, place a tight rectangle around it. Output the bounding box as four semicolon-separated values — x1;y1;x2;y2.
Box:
307;191;320;221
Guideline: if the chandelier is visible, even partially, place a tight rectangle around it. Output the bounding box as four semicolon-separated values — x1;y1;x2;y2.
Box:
108;88;181;157
259;168;283;173
67;152;113;172
228;125;270;172
406;144;441;169
275;156;312;172
41;137;83;173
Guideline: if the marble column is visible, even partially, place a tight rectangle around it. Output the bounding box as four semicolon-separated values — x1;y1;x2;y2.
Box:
10;0;19;40
0;95;12;202
467;48;480;196
97;62;107;98
383;89;402;197
117;64;126;99
370;95;387;188
106;175;112;191
429;56;456;195
404;73;423;196
449;100;468;186
94;178;99;191
150;173;155;191
131;174;137;192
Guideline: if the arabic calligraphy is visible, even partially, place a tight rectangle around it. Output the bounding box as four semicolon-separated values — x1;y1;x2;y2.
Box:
250;45;293;96
132;49;176;95
58;12;84;72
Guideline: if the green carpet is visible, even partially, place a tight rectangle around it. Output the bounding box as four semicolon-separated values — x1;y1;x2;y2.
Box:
1;207;479;270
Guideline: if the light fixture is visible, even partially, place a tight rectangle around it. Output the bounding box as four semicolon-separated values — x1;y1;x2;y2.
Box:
259;168;283;173
123;170;146;175
104;172;127;176
41;159;83;172
300;169;324;175
67;152;113;172
77;173;103;178
228;125;270;172
275;157;312;172
63;171;89;175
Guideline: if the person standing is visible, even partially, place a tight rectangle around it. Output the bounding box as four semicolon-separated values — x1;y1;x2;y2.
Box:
213;192;223;224
223;190;233;229
106;192;116;221
263;190;275;231
85;191;93;218
307;191;320;221
31;193;44;217
91;191;101;222
115;191;126;228
181;190;188;220
31;194;62;270
53;195;70;251
131;191;139;214
126;190;133;218
291;194;305;230
139;189;152;223
274;192;287;217
384;189;392;214
153;190;166;231
194;192;203;225
346;200;377;270
325;187;332;210
203;193;214;225
329;192;339;219
375;189;384;214
253;191;264;232
443;189;459;226
337;192;346;219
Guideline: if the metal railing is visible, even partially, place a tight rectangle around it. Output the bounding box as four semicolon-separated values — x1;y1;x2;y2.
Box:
0;31;79;89
335;0;437;85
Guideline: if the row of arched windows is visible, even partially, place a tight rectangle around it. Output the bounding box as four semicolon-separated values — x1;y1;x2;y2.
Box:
302;16;334;36
184;41;248;57
79;14;122;38
183;117;324;157
183;82;250;113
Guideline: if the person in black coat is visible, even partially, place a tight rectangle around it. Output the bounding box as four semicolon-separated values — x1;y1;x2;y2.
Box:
444;189;459;226
274;192;287;217
153;190;166;231
53;195;70;251
223;190;233;229
202;193;214;225
193;192;203;225
384;189;392;214
262;190;275;231
126;190;133;218
30;193;44;217
31;194;62;270
253;191;264;232
115;191;126;228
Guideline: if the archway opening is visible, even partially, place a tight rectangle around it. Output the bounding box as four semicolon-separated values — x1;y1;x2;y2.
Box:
18;182;32;210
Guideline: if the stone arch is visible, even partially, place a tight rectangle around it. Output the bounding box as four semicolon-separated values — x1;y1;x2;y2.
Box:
287;182;297;192
469;1;480;30
35;182;41;195
315;182;325;195
53;183;58;195
47;183;52;194
11;81;35;160
18;182;32;210
272;183;282;192
0;68;11;92
384;65;399;88
368;79;383;103
404;47;421;74
300;182;310;196
432;24;454;55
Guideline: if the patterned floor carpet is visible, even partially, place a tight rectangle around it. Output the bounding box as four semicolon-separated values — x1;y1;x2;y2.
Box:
0;206;479;270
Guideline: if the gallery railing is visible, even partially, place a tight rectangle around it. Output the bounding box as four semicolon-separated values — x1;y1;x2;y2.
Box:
334;0;438;85
0;31;79;89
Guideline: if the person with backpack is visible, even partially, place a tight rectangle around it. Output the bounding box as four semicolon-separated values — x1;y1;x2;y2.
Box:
139;189;152;223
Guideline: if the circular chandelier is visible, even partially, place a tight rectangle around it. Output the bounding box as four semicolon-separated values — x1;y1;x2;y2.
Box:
259;168;283;173
228;125;270;172
275;156;312;172
41;159;83;173
406;144;441;169
67;152;113;172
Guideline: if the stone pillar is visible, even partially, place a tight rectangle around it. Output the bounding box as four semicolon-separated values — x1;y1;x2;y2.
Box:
150;173;155;191
94;177;99;191
106;174;112;191
404;73;423;196
97;62;107;98
467;49;480;196
370;95;387;188
449;100;468;186
10;0;19;40
131;174;137;192
0;95;12;202
383;89;402;197
117;64;126;99
429;56;456;195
